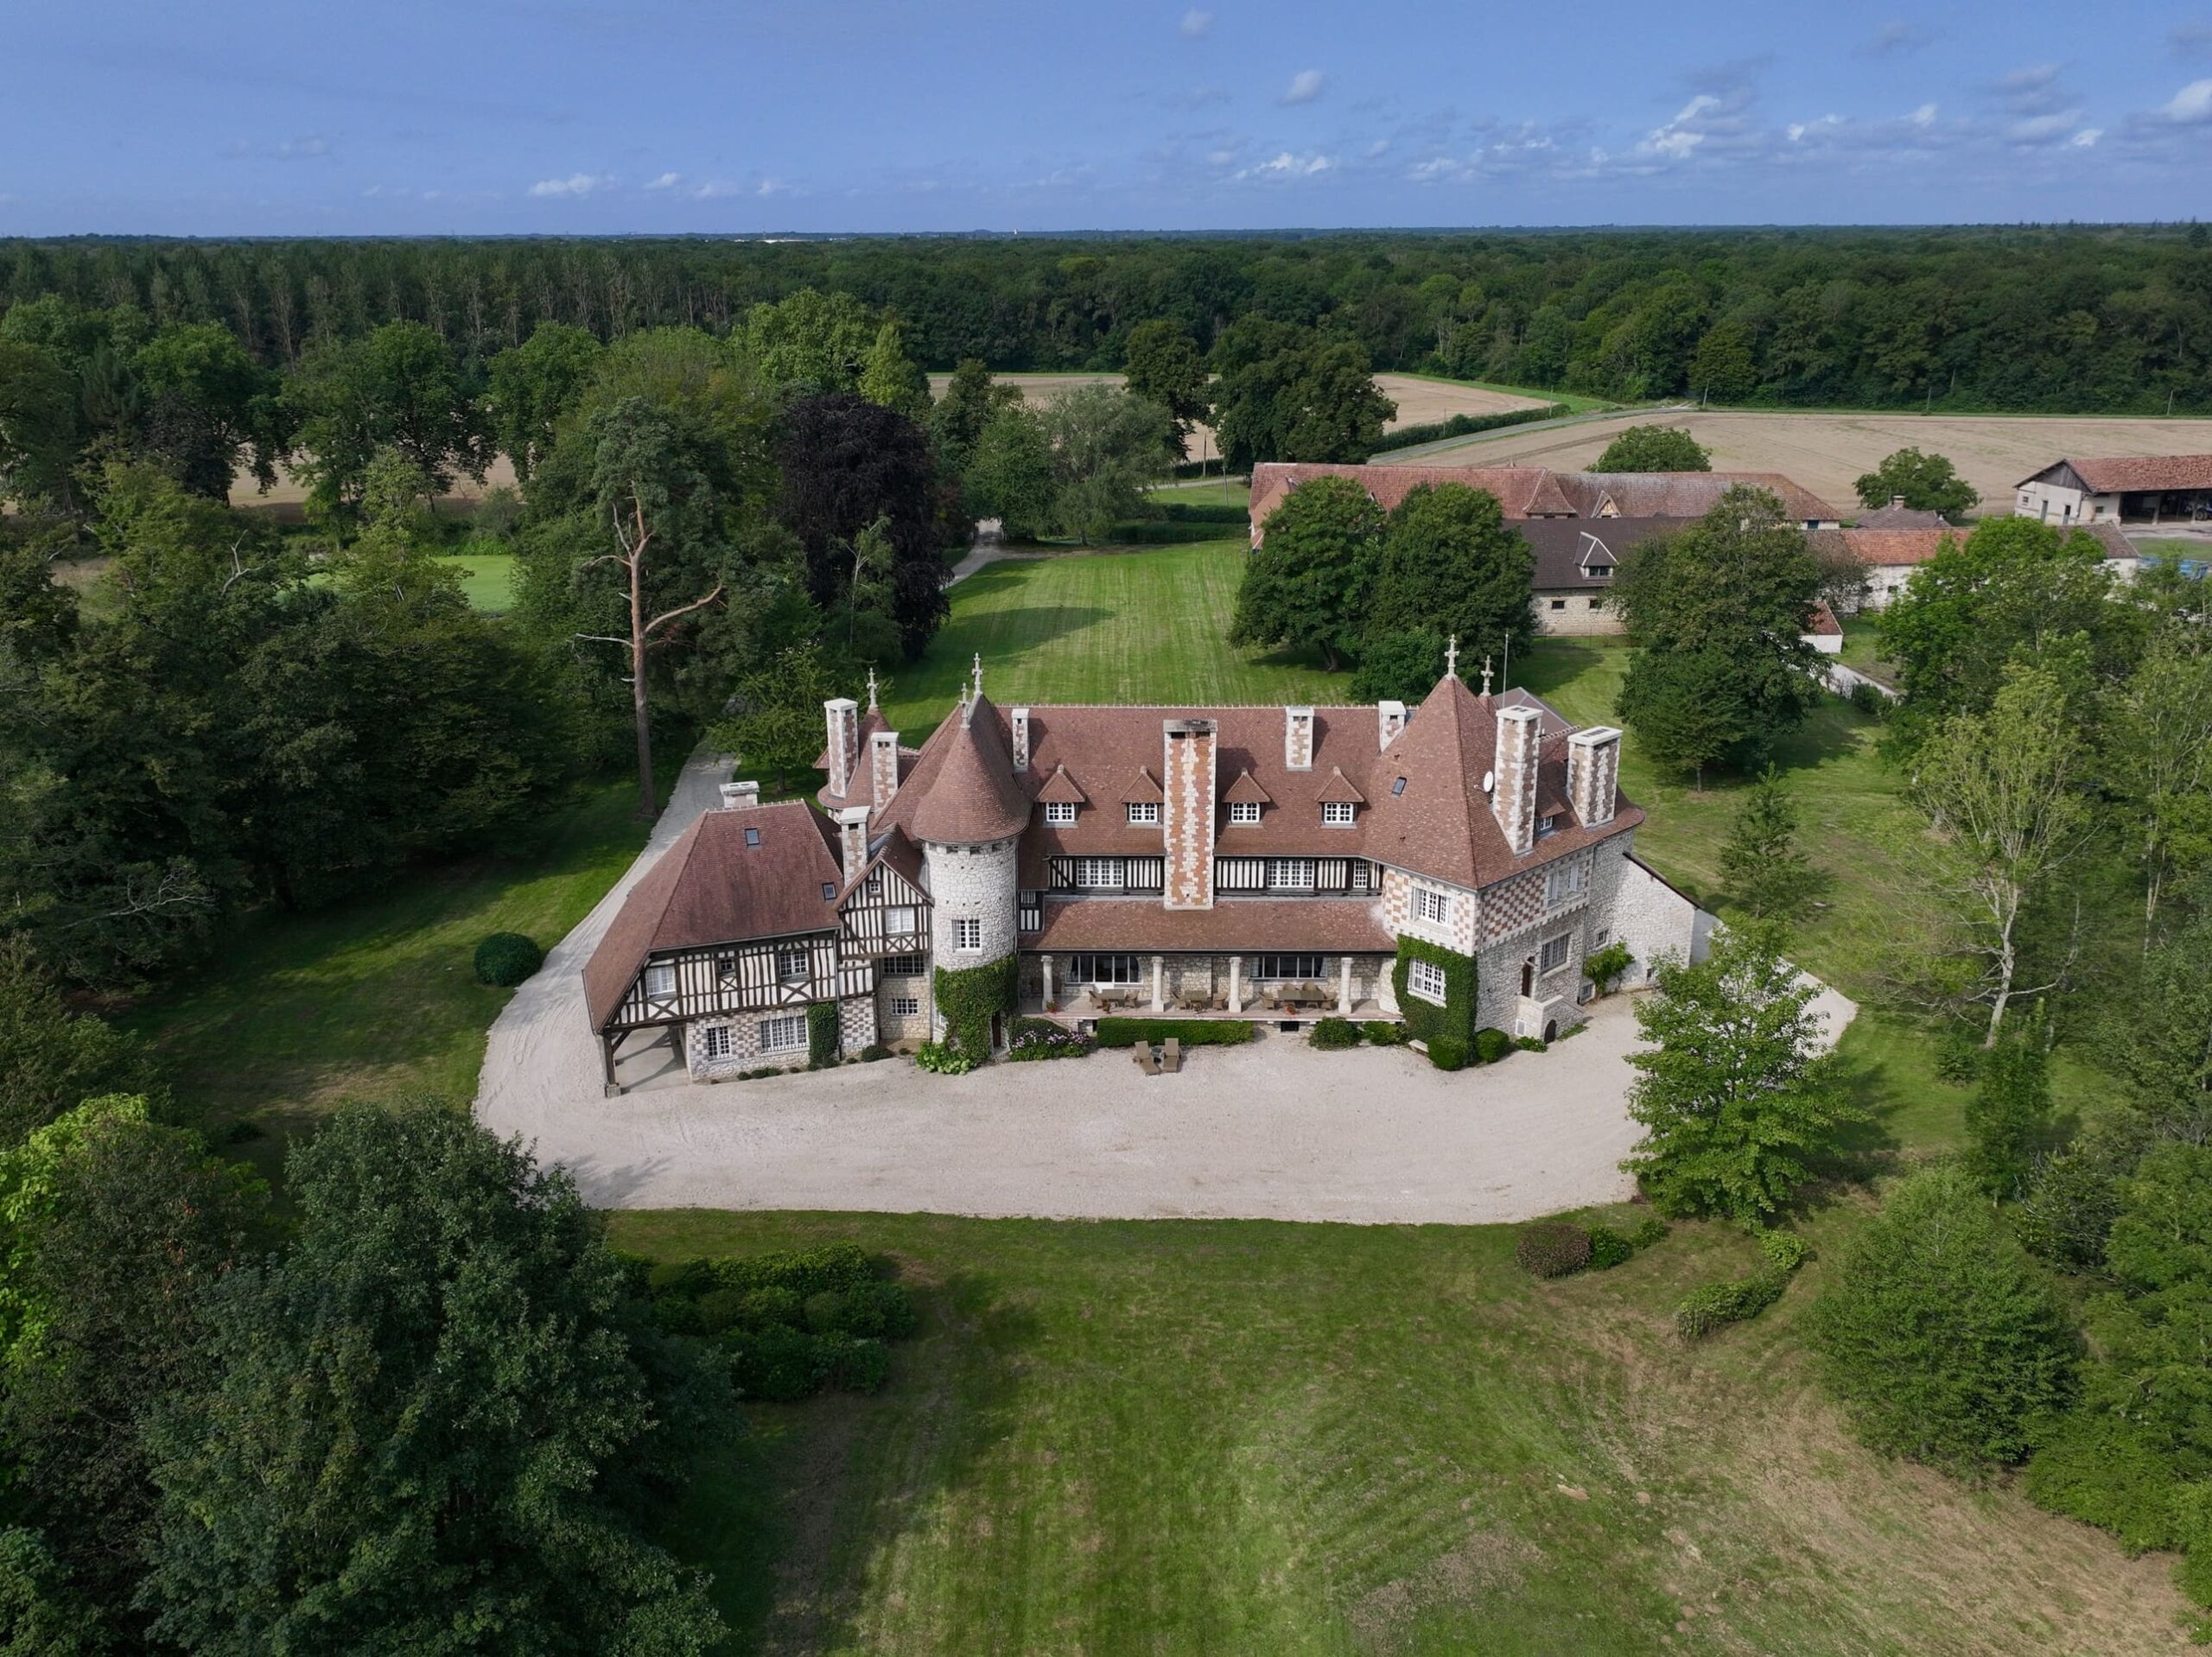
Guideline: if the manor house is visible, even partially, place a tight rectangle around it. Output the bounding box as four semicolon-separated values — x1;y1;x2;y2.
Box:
584;656;1705;1089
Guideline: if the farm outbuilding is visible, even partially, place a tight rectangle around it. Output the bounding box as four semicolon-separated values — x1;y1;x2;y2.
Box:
2016;454;2212;527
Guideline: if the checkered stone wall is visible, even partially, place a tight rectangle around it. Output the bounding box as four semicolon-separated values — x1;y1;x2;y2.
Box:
838;994;876;1052
1478;867;1549;943
685;1009;811;1077
1381;866;1477;954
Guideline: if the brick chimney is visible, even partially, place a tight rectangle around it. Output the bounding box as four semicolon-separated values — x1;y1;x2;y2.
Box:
1377;699;1408;750
1890;494;1906;510
823;696;859;797
869;728;900;817
1010;706;1032;773
1283;705;1314;771
719;780;760;811
1566;727;1622;828
1161;719;1217;911
1491;704;1541;855
834;805;872;882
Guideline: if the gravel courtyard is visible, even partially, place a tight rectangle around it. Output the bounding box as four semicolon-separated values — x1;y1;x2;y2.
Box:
475;752;1855;1224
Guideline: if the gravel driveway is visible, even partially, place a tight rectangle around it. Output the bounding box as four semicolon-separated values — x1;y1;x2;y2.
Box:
475;752;1856;1224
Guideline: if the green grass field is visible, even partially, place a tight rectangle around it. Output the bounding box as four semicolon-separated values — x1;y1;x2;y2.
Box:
617;1208;2183;1656
1835;619;1899;688
432;550;518;613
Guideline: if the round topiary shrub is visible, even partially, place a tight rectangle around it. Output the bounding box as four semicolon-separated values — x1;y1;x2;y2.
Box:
1516;1222;1593;1279
1427;1036;1468;1071
1472;1027;1512;1064
1310;1017;1361;1050
473;931;543;987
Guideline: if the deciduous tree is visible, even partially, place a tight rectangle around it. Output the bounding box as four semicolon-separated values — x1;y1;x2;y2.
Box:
1209;319;1394;469
1121;320;1211;460
1853;447;1978;517
1593;424;1710;472
485;321;603;481
1042;384;1170;543
1365;481;1535;676
1229;474;1382;670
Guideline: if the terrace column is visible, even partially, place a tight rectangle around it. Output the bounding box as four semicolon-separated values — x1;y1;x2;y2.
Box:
1040;954;1054;1010
1339;955;1352;1014
1152;955;1165;1012
1228;955;1243;1013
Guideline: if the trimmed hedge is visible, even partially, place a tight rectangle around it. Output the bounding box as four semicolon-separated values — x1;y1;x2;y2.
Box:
1310;1017;1361;1050
473;931;543;987
1472;1027;1512;1064
644;1243;918;1402
933;954;1019;1057
1102;518;1248;544
1367;401;1572;455
806;1000;840;1065
1160;500;1249;524
1516;1222;1593;1278
1362;1020;1407;1045
1096;1018;1255;1046
1675;1268;1792;1340
1427;1037;1467;1071
1392;936;1476;1066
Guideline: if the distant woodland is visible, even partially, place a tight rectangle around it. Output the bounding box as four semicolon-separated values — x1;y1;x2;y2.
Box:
3;225;2210;410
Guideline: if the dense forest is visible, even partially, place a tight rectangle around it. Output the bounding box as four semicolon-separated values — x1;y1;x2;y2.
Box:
3;225;2210;410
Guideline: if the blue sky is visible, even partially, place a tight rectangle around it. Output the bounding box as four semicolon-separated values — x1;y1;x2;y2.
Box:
5;1;2211;234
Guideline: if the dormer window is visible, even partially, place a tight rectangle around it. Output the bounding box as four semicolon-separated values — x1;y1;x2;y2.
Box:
1044;802;1077;826
1538;813;1559;838
1227;801;1261;825
1127;801;1160;825
1587;563;1613;578
1321;802;1356;826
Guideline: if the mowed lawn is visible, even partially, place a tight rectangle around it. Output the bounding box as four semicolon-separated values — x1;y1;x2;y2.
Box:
432;549;518;613
618;1207;2185;1656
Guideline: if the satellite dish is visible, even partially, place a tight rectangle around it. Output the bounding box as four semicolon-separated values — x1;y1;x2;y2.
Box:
1480;770;1495;794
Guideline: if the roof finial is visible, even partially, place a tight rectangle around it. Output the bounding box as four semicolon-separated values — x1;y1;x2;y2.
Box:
866;666;879;711
971;652;983;701
1445;633;1460;681
1479;654;1494;696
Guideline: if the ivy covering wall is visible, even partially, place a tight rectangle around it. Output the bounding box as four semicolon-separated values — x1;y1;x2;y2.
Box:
806;1000;840;1065
932;956;1020;1057
1391;936;1477;1051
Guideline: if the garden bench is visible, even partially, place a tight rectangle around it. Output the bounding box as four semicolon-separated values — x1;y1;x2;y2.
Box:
1130;1041;1160;1076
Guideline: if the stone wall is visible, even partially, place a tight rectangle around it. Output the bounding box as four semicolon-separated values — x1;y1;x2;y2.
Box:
1382;866;1478;954
1532;592;1626;637
686;1007;813;1077
1605;837;1708;984
925;836;1020;967
875;969;933;1045
838;994;877;1052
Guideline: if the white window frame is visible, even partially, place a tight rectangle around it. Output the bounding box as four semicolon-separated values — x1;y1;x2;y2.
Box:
759;1013;807;1053
889;995;921;1018
1407;957;1448;1006
1127;801;1160;825
1228;801;1261;825
643;962;677;1001
1414;886;1452;926
953;917;982;952
776;944;809;983
1265;858;1316;891
1321;801;1355;826
1075;857;1122;889
702;1024;735;1059
886;905;918;936
1540;933;1572;975
1044;801;1076;825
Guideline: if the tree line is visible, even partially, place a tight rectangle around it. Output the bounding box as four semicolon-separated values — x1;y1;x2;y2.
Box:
5;225;2211;409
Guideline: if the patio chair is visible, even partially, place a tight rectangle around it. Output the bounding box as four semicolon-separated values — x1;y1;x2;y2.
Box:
1131;1040;1160;1076
1255;988;1280;1011
1163;1038;1183;1074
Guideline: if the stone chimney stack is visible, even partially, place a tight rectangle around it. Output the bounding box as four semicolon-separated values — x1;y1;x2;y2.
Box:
1010;706;1032;773
1491;704;1541;855
834;805;872;882
823;697;859;798
1890;494;1906;510
868;728;901;818
719;779;760;811
1376;699;1408;750
1283;705;1315;771
1161;719;1218;911
1566;727;1622;828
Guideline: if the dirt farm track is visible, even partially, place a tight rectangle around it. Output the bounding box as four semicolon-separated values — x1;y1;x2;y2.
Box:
1390;409;2212;517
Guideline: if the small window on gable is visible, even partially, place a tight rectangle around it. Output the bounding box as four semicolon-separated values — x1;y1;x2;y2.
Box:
1044;801;1076;826
715;953;738;987
1321;801;1355;826
1414;886;1451;925
1228;801;1261;824
1127;801;1160;825
744;827;760;847
1588;563;1613;578
1538;813;1558;838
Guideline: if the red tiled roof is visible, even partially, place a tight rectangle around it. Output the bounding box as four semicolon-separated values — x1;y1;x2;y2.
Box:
891;694;1032;843
1810;523;2134;570
1223;768;1273;805
1553;472;1840;524
1804;599;1843;638
1853;500;1951;529
1032;898;1393;953
1035;764;1087;804
1249;462;1574;535
2038;454;2212;493
583;802;842;1030
1120;766;1164;803
1317;766;1367;804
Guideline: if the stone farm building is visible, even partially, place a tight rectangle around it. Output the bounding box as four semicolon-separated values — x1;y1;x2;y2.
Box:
2016;454;2212;527
583;663;1707;1088
1812;520;2139;613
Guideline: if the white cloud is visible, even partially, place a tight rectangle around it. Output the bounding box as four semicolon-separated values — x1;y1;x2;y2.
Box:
2006;111;2084;145
1235;149;1333;179
1786;114;1843;143
2070;127;2103;147
645;171;681;190
1910;101;1938;127
1179;9;1212;39
1281;69;1324;105
527;172;613;197
2156;78;2212;124
1365;138;1390;158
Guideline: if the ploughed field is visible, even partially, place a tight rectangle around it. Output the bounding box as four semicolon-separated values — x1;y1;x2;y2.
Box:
1384;409;2212;517
624;1208;2185;1656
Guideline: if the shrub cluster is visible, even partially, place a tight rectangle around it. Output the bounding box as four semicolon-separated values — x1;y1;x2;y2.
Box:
1007;1018;1094;1062
473;931;544;987
1587;1226;1635;1270
1366;402;1573;454
914;1040;975;1075
1362;1020;1407;1045
1674;1230;1808;1340
1309;1017;1360;1050
1516;1222;1594;1278
642;1242;918;1403
1472;1028;1513;1064
857;1043;893;1063
1847;681;1891;720
1427;1037;1467;1071
1101;518;1248;544
1159;500;1249;524
1095;1018;1254;1046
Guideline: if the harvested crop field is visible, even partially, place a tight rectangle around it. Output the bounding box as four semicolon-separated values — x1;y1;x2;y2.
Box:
928;370;1548;441
1386;410;2212;517
229;454;520;519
